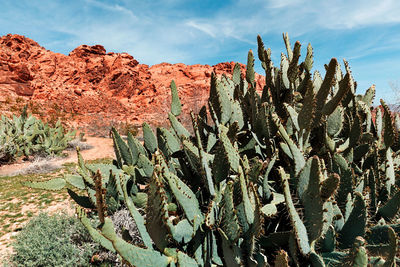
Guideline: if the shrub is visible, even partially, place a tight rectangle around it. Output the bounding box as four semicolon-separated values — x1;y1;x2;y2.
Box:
10;213;98;267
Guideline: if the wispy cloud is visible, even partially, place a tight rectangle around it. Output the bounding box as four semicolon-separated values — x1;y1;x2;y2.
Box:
185;19;254;45
183;0;400;40
186;21;216;38
264;0;302;9
1;0;400;102
310;0;400;30
85;0;137;19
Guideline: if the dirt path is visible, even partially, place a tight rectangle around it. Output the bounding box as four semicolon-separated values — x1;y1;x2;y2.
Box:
0;137;115;177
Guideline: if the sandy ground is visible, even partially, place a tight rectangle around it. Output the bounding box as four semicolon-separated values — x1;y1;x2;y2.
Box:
0;137;115;177
0;137;115;263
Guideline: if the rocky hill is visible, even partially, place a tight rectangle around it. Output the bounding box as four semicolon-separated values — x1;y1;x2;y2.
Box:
0;34;265;135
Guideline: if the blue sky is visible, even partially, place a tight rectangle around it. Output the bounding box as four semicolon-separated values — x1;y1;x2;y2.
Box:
1;0;400;104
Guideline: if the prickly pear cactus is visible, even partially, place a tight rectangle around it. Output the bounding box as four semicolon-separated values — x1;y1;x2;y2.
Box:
33;33;400;266
0;105;75;162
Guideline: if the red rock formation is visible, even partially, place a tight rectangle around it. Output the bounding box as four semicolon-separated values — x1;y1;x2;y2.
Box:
0;34;265;135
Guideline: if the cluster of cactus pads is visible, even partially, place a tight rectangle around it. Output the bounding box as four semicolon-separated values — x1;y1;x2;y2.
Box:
29;33;400;266
0;106;75;162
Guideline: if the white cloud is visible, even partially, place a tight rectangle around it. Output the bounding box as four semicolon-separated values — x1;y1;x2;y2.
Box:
2;0;400;72
312;0;400;29
264;0;303;9
183;0;400;41
186;21;216;38
85;0;137;19
185;19;254;44
2;0;400;103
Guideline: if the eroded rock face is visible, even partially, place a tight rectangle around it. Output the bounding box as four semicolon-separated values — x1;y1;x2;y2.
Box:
0;34;265;134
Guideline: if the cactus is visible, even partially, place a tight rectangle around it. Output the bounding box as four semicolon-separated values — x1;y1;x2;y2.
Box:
170;80;182;116
30;32;400;266
0;106;75;162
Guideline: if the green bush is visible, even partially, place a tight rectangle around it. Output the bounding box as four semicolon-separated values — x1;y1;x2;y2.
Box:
11;213;98;267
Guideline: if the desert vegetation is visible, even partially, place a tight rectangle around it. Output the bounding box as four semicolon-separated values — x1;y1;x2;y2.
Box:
2;33;394;267
0;105;76;163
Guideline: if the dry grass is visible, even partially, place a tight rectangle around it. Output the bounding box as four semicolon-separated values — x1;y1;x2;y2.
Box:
8;157;63;177
67;139;94;151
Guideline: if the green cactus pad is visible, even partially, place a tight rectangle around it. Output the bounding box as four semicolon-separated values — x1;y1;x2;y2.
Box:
111;127;132;167
302;156;324;242
101;217;170;267
127;132;146;164
170;80;182;116
137;153;154;178
381;99;397;149
362;85;375;106
273;113;305;175
314;58;338;125
304;43;314;72
146;168;172;251
221;181;240;242
320;173;340;201
67;189;95;209
142;122;157;154
209;73;232;125
377;189;400;221
246;50;255;87
218;228;242;267
65;174;85;189
322;73;351;116
280;167;311;256
168;112;190;138
76;206;115;253
164;171;203;225
120;176;153;248
338;193;367;249
157;127;180;158
25;178;66;191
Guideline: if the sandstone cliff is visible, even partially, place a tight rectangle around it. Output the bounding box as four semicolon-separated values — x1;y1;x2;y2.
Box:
0;34;265;135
